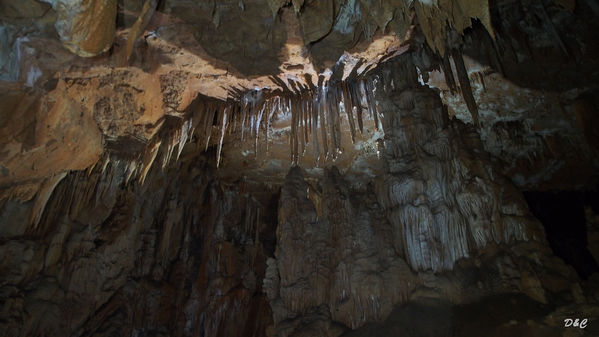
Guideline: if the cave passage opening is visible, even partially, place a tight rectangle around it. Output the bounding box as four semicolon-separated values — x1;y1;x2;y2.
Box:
524;189;599;279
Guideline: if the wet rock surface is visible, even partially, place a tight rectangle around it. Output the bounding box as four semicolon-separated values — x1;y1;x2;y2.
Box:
0;149;276;337
1;76;595;335
42;0;118;57
1;0;599;336
262;59;593;336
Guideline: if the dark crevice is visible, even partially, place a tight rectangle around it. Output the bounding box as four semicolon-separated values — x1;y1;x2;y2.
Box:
260;190;279;258
524;190;599;279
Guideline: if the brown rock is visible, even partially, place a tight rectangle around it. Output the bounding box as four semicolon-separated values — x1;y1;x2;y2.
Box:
299;0;334;44
46;0;118;57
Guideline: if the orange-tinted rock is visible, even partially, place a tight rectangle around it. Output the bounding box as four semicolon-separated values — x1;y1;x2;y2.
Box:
0;83;102;188
47;0;118;57
0;2;598;337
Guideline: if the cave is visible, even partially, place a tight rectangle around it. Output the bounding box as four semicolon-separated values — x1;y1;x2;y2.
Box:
524;190;599;279
1;1;599;337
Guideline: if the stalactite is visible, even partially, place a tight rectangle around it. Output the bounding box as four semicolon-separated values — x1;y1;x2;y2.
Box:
474;27;504;76
264;98;272;153
538;0;569;56
362;80;374;129
318;86;329;161
162;135;176;170
101;155;111;175
255;103;265;157
124;0;158;64
177;75;385;166
326;86;340;158
30;172;67;228
302;93;309;151
139;140;162;185
306;95;312;135
124;161;137;185
216;105;229;168
350;82;364;134
477;72;487;92
299;95;306;157
205;104;216;151
441;52;457;94
451;49;480;127
342;83;356;143
334;87;342;155
309;93;319;164
291;96;299;164
365;79;380;131
64;71;390;179
175;118;191;160
240;97;250;142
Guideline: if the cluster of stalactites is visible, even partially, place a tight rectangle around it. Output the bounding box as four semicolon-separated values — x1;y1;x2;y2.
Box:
93;57;444;189
207;76;387;167
93;43;495;192
90;77;384;188
273;77;383;165
435;28;496;128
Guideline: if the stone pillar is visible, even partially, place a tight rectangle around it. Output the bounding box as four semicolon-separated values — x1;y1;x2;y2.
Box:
375;57;543;272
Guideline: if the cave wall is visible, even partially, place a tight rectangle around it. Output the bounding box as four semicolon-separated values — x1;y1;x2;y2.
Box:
261;55;589;337
1;53;597;337
1;1;599;336
0;149;275;337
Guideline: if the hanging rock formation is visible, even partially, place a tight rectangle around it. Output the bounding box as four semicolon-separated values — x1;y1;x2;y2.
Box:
1;0;599;337
42;0;118;57
262;53;590;336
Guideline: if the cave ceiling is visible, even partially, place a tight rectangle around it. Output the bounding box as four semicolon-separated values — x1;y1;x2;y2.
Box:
1;0;599;196
2;2;599;336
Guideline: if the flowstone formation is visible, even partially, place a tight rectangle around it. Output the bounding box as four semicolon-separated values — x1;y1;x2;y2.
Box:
263;54;593;337
1;1;599;337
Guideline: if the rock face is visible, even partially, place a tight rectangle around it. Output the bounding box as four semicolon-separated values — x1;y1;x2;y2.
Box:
0;150;276;337
2;76;591;336
42;0;118;57
1;0;599;336
262;56;588;336
376;68;537;273
268;166;416;334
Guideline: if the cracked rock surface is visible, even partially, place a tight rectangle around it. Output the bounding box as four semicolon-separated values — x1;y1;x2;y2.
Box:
1;0;599;337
